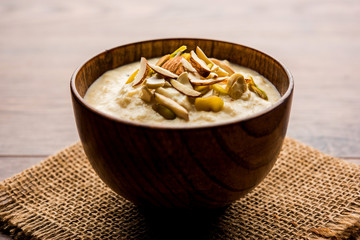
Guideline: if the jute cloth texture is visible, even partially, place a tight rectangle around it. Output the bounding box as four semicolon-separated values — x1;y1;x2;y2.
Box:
0;138;359;240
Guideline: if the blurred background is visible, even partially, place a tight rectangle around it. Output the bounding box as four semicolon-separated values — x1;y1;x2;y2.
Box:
0;0;359;179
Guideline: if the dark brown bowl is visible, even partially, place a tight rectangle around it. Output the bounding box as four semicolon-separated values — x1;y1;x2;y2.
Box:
70;38;293;208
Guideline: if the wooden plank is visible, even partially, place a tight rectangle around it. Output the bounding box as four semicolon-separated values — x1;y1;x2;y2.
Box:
0;0;359;158
0;157;44;181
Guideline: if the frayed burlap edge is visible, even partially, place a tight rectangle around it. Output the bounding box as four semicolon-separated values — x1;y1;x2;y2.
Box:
288;139;360;240
0;146;80;240
284;139;360;240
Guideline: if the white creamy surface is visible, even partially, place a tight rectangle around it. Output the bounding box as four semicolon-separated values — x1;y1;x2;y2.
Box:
84;58;281;126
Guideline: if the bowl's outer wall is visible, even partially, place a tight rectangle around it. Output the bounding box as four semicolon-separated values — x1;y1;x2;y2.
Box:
71;39;293;208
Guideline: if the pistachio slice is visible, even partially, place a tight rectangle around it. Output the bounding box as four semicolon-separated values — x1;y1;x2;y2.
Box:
152;104;176;120
211;84;228;94
246;76;268;100
189;77;227;86
156;54;170;67
181;53;191;61
126;69;139;84
190;51;211;77
148;64;178;79
154;93;189;120
132;57;149;86
226;73;247;99
140;86;153;103
194;85;210;96
195;96;224;112
145;74;166;89
170;79;201;97
170;45;187;58
210;58;235;75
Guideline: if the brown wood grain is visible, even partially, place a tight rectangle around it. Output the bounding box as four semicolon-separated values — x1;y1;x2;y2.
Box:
0;157;43;181
0;0;359;159
71;39;293;208
0;0;359;236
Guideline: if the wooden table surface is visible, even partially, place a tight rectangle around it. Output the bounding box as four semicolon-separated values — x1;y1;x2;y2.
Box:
0;0;359;238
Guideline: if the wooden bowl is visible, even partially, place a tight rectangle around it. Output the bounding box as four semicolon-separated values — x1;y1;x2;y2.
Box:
70;38;293;208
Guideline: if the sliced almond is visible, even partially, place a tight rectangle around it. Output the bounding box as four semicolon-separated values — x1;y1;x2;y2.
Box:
170;79;201;97
156;54;170;67
145;74;166;89
132;57;149;86
210;58;235;75
162;56;184;75
155;87;179;99
189;77;227;86
214;67;229;77
140;86;153;103
206;72;218;79
148;64;178;79
163;81;172;88
177;72;193;88
190;51;211;77
154;93;189;120
195;46;213;65
210;64;219;72
180;58;196;72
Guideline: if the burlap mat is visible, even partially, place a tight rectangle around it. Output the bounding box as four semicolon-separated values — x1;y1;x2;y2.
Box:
0;138;359;240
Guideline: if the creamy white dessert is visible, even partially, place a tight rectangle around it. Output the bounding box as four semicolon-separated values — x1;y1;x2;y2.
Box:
84;46;281;126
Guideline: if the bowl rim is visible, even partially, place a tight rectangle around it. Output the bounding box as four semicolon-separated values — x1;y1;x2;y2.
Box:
70;38;294;130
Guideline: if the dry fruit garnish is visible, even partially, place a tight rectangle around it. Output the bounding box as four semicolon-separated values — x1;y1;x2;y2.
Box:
127;46;269;121
245;76;268;100
195;96;224;112
152;104;176;120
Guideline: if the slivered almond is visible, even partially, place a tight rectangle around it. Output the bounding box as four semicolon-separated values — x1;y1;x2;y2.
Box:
148;64;178;79
170;79;201;97
180;58;196;72
210;58;235;75
156;54;170;67
195;46;213;65
132;57;149;86
189;77;227;86
140;86;153;102
177;72;193;88
154;93;189;120
145;74;166;89
206;72;218;79
190;51;211;77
